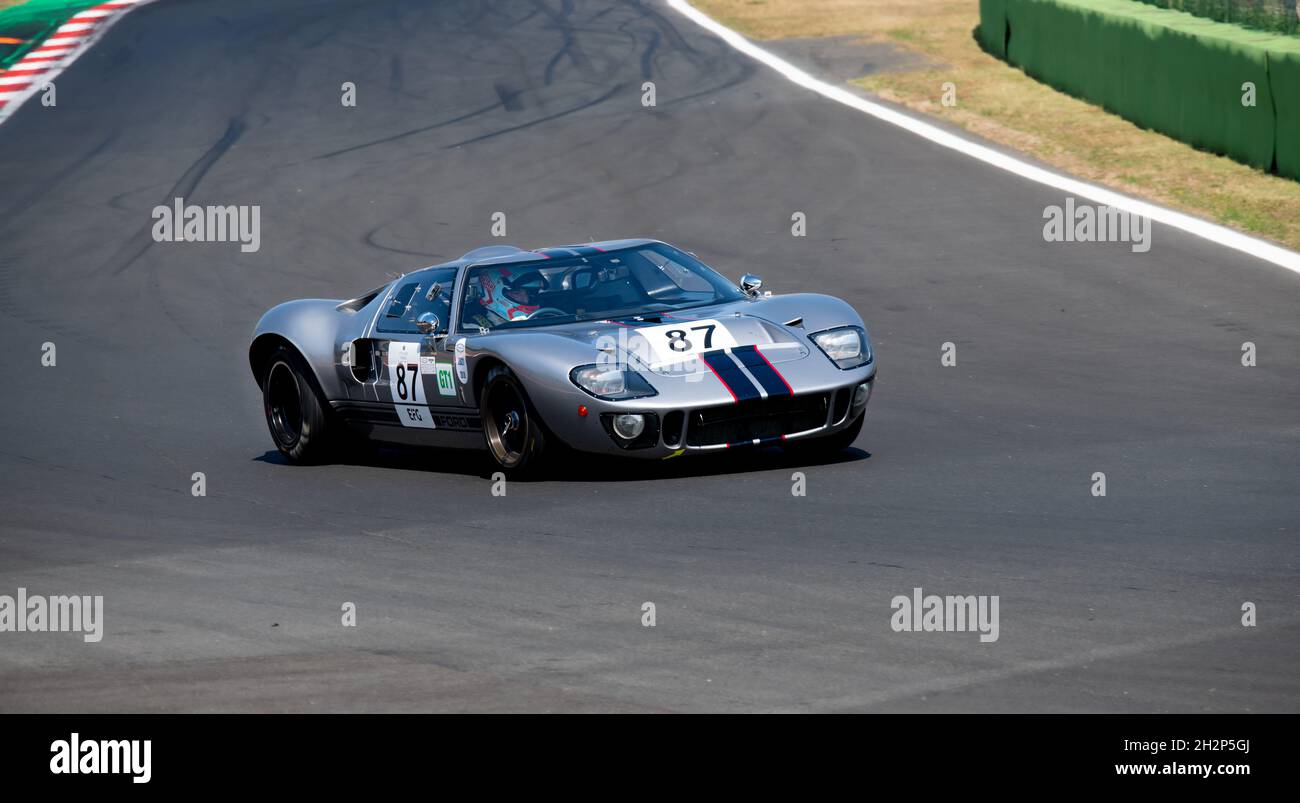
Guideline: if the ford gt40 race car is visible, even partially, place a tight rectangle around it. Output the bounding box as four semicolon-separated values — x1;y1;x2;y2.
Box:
249;239;876;471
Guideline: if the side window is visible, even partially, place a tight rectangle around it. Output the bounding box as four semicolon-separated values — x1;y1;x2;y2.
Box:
376;268;458;334
385;282;419;319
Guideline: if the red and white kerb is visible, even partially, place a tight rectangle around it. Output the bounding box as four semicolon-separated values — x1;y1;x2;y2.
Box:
0;1;157;123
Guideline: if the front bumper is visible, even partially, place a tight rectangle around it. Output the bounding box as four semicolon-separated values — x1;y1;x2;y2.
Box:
538;362;876;459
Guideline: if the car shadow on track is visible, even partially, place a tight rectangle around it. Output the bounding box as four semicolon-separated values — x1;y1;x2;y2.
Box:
255;444;870;483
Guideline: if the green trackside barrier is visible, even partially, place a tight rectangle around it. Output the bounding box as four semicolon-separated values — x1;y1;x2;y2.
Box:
1272;43;1300;179
980;0;1300;181
979;0;1008;58
0;0;105;69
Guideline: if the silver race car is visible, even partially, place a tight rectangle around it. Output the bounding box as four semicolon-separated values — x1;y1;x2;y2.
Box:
249;239;875;471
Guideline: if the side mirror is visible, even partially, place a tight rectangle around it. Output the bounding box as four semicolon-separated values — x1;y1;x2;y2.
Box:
414;312;440;334
740;273;763;298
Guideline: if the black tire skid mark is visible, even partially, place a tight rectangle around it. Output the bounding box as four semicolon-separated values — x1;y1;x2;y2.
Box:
620;0;709;70
534;0;597;86
442;81;625;149
363;222;451;260
96;115;247;278
310;100;504;161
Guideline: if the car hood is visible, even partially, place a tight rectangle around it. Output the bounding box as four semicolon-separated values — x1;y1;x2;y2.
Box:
541;308;809;376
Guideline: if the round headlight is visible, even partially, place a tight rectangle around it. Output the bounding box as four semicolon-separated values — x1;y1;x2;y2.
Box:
810;327;870;369
814;329;861;361
572;365;626;396
569;365;658;400
612;414;646;440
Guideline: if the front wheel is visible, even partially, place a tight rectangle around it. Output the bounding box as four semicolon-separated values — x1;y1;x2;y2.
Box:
479;365;547;472
262;345;337;464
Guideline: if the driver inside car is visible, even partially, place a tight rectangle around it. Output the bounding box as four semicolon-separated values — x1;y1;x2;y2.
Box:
477;268;540;323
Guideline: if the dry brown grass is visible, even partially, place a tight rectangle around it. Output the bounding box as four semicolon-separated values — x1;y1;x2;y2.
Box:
693;0;1300;250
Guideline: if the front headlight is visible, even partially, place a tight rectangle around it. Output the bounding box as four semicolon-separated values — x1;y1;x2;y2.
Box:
569;365;658;400
810;326;872;369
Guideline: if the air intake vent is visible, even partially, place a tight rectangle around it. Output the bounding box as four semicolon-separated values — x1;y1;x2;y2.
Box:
663;410;685;448
831;388;850;425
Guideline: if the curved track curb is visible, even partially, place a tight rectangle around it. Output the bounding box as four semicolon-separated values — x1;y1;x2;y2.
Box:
0;0;157;124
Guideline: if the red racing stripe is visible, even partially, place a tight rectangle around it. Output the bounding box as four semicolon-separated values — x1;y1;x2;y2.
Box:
754;345;794;395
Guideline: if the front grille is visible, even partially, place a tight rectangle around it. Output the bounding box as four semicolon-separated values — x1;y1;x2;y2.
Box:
686;393;829;447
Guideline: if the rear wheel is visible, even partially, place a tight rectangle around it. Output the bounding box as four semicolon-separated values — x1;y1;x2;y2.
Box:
262;345;336;464
479;366;547;472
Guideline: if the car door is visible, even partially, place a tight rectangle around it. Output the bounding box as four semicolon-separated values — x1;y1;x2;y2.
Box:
371;267;460;430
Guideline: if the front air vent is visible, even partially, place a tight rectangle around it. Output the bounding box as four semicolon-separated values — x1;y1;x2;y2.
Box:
662;410;686;448
831;388;850;425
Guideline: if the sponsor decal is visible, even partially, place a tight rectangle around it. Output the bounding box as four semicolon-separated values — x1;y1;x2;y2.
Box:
454;338;468;384
432;414;476;431
436;362;457;396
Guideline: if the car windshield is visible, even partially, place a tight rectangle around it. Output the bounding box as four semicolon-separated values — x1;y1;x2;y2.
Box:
458;243;745;332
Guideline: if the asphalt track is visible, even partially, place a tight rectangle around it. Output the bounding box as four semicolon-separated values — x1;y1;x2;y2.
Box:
0;0;1297;713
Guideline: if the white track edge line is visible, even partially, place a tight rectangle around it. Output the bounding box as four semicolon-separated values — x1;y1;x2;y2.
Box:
667;0;1300;276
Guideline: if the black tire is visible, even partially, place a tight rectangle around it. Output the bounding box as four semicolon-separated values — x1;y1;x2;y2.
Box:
479;365;547;472
262;345;336;464
788;411;864;455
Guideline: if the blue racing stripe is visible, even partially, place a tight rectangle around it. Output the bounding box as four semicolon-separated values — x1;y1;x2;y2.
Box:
701;349;761;402
731;345;792;397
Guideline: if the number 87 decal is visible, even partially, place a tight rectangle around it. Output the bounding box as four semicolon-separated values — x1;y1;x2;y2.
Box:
395;363;419;400
665;324;716;352
387;342;425;405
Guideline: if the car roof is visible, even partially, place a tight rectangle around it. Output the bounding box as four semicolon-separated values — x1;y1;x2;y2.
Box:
416;238;664;273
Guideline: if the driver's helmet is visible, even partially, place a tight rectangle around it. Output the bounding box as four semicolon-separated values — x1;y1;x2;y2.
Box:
477;267;539;322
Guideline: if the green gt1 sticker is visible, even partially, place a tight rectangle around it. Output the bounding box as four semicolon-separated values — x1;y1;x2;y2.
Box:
436;362;457;396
